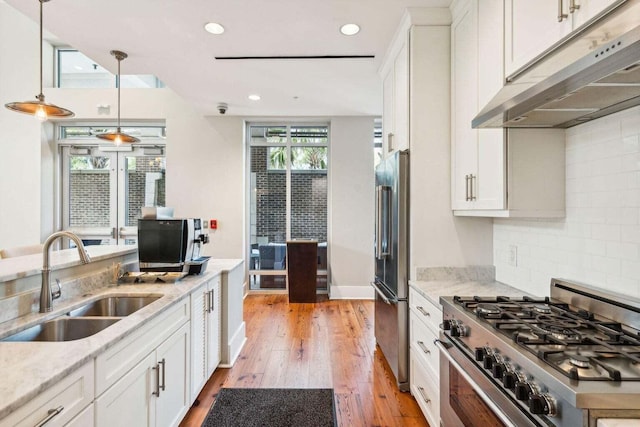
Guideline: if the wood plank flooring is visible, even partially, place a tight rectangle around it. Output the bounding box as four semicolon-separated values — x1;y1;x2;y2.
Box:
179;294;430;427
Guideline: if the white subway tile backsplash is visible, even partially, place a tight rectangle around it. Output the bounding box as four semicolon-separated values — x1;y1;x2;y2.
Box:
495;106;640;298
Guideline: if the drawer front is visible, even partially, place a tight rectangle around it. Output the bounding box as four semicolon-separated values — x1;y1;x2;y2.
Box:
410;313;439;379
0;361;94;427
409;287;441;334
96;298;189;396
410;350;440;427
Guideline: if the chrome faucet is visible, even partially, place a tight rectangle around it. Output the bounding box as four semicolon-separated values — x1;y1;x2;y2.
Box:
40;231;92;313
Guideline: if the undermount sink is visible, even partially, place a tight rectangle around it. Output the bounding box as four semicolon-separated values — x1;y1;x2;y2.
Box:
1;295;162;342
1;317;121;342
68;295;162;317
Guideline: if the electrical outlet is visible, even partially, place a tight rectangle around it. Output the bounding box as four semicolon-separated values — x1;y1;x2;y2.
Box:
508;245;518;267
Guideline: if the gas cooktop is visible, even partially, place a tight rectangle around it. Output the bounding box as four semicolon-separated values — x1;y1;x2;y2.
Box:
453;295;640;381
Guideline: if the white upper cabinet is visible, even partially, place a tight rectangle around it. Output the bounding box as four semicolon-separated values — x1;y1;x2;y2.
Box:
382;40;409;155
505;0;625;76
451;0;566;217
451;0;505;211
379;8;450;158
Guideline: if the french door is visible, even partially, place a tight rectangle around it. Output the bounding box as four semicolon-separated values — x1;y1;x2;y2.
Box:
61;145;166;245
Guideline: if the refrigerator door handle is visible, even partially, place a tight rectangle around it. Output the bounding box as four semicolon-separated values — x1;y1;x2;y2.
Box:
370;281;398;304
375;185;391;259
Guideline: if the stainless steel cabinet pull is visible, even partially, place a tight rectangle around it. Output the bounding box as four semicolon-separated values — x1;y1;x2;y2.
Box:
417;340;431;355
159;358;166;392
209;289;214;313
387;132;394;152
417;386;431;404
558;0;568;21
153;363;161;396
465;174;470;201
34;406;64;427
416;306;430;317
204;290;210;313
569;0;580;13
470;174;476;201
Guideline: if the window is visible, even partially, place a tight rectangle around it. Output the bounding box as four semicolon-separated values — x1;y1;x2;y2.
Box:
56;49;164;89
247;124;329;291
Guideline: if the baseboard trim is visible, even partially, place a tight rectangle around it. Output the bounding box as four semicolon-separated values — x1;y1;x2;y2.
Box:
219;321;247;368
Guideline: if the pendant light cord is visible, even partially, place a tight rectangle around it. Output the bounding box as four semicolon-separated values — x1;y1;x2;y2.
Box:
116;56;121;132
38;0;44;100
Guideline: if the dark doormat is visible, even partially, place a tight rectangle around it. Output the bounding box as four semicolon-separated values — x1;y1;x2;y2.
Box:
201;388;336;427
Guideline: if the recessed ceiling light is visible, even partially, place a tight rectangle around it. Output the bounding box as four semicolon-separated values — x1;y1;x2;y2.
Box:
204;22;225;35
248;94;261;101
340;23;360;36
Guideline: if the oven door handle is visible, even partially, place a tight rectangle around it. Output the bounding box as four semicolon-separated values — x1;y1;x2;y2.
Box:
434;339;517;427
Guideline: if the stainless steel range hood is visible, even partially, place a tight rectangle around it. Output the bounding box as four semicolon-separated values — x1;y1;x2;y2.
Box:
473;1;640;129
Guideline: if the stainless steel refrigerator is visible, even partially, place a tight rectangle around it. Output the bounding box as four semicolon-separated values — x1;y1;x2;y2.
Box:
372;149;409;392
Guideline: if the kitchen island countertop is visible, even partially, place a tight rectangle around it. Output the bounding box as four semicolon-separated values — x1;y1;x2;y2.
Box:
0;259;242;421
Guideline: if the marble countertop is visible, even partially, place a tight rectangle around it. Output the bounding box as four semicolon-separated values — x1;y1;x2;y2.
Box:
409;279;534;307
0;259;242;420
410;266;534;307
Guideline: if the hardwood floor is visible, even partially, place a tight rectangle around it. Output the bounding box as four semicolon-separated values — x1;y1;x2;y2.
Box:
179;294;430;427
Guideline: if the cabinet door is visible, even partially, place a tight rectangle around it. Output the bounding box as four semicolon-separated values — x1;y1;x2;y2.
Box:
156;322;191;427
571;0;622;27
1;362;94;427
393;41;409;153
475;0;506;210
207;278;221;375
504;0;571;76
451;0;478;210
95;352;155;427
190;286;208;402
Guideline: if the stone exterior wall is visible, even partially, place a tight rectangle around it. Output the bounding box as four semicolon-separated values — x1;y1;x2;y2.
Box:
70;159;165;228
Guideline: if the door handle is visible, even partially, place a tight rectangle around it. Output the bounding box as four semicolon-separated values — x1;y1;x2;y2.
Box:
558;0;568;21
569;0;580;13
387;132;394;152
208;289;214;313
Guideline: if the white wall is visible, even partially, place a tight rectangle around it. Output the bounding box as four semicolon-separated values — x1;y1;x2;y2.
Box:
494;106;640;298
0;3;45;249
328;117;375;299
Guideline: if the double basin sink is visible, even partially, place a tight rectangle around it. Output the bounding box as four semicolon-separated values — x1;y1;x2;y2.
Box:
2;296;161;342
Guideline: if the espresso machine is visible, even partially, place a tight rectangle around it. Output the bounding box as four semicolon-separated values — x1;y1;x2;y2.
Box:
138;217;209;274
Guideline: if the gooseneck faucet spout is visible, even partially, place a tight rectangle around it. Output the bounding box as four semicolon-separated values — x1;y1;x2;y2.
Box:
40;231;92;313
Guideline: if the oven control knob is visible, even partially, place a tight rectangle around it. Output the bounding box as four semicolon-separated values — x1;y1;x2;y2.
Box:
492;363;505;379
515;382;532;401
483;355;494;370
474;347;486;361
529;394;556;416
442;319;451;330
503;372;517;389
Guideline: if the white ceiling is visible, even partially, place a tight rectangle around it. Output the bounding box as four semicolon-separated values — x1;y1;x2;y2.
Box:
5;0;451;117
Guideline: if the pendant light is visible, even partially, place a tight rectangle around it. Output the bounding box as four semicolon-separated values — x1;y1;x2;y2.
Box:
97;50;140;144
5;0;74;121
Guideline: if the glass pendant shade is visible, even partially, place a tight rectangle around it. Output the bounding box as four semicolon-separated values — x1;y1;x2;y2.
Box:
96;50;139;144
4;0;74;121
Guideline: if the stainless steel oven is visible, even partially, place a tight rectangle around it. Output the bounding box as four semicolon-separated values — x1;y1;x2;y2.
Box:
437;279;640;427
436;337;539;427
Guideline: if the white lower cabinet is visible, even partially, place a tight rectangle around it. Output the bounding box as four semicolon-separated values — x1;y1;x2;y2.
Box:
0;361;94;427
190;276;221;402
409;287;442;426
95;307;191;427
